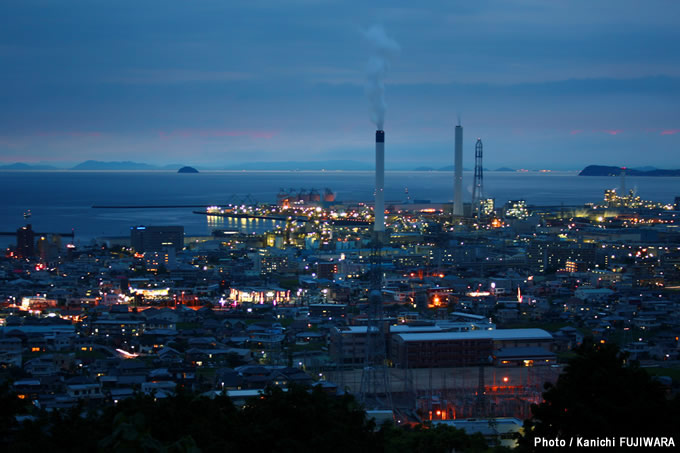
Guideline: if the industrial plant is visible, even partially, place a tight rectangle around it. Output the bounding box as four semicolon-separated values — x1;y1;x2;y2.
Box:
2;9;679;451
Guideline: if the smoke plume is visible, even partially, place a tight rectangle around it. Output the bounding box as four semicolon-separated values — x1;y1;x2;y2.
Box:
364;25;400;130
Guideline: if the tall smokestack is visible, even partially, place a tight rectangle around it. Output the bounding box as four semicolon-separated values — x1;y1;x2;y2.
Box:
375;130;385;232
453;123;464;217
620;167;627;194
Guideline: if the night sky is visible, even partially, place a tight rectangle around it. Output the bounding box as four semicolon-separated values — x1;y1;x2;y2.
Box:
1;0;679;169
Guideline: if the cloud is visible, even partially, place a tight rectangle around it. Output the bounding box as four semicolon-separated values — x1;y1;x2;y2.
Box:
157;129;277;139
34;131;102;138
0;137;22;149
2;1;680;168
108;69;252;85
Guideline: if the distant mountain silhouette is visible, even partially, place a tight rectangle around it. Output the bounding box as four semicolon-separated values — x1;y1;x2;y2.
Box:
71;160;160;170
439;165;473;171
0;159;524;172
495;167;515;172
0;162;57;170
413;165;473;171
178;166;199;173
579;165;680;176
224;160;373;171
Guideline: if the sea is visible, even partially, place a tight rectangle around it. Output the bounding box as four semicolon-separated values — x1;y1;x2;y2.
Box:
1;170;679;245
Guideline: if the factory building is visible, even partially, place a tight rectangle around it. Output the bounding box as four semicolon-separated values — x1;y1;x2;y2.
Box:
390;328;553;368
330;324;446;365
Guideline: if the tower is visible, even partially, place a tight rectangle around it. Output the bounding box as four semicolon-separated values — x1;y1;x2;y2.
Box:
620;167;626;194
453;123;464;217
359;130;392;411
374;130;385;234
472;138;484;217
359;285;392;409
475;362;487;417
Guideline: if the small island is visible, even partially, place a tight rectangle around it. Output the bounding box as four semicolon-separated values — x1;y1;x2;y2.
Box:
178;166;199;174
579;165;680;177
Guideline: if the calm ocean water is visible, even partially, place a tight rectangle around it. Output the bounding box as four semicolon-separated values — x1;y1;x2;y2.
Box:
1;170;679;244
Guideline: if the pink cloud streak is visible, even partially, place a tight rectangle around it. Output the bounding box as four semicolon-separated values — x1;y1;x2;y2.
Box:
661;129;680;135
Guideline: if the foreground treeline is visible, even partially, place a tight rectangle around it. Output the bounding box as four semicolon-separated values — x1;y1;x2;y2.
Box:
517;340;680;452
1;384;504;453
2;340;678;452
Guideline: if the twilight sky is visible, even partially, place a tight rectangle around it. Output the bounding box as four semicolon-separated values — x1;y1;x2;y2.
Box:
1;0;679;169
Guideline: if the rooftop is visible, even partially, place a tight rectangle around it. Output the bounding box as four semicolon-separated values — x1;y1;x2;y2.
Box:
394;328;553;342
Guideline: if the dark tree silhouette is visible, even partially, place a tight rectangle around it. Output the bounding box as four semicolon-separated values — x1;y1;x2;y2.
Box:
4;383;507;452
381;423;495;453
517;340;680;451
